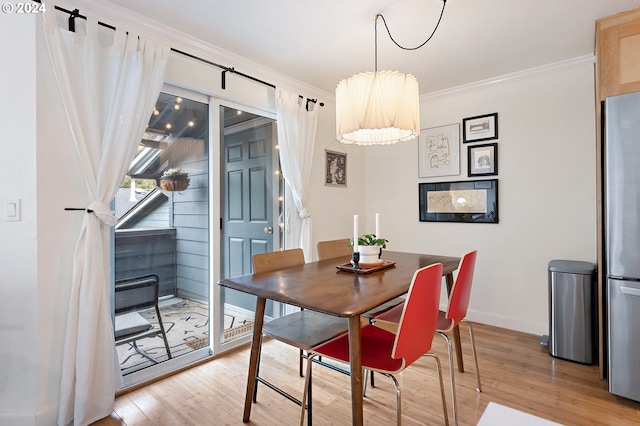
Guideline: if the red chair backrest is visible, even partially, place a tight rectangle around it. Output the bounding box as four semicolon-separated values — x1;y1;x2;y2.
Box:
392;263;443;366
446;250;478;325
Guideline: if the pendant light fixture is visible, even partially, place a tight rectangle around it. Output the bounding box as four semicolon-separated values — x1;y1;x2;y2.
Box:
336;0;448;146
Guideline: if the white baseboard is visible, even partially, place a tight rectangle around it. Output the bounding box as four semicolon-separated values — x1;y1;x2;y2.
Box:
465;308;547;336
0;401;58;426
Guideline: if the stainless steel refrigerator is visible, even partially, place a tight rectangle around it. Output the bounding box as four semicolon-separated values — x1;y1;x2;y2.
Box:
604;90;640;402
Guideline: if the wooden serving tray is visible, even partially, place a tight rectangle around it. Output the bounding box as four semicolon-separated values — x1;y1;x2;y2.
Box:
336;260;396;274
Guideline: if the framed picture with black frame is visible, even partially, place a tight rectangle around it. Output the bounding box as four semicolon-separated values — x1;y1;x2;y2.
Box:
419;179;499;223
325;150;347;187
468;143;498;176
462;112;498;143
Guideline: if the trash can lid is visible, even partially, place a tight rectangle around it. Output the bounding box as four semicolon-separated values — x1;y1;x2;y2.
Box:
548;260;596;274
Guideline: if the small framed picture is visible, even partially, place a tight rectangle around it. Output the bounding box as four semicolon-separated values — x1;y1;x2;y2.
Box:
418;123;460;178
468;143;498;176
325;150;347;187
463;113;498;143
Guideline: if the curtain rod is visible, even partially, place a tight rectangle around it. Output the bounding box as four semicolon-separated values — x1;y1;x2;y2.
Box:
38;1;324;109
171;49;324;109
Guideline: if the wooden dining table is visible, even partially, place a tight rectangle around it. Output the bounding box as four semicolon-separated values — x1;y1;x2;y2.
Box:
218;250;461;426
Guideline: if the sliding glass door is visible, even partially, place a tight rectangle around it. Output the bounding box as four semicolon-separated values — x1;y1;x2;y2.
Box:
111;88;283;385
113;85;211;385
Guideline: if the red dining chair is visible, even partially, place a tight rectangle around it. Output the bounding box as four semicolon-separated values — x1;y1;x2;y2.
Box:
374;250;480;426
299;263;449;426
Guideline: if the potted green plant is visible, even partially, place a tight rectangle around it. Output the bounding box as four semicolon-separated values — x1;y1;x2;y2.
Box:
159;168;190;191
351;233;389;265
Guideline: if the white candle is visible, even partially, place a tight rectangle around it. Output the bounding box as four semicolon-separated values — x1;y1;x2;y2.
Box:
353;214;359;252
375;213;380;238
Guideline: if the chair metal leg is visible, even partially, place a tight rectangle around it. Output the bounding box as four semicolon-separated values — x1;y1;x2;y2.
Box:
437;331;458;426
462;320;482;392
308;366;313;426
300;353;316;426
130;341;159;364
386;373;402;426
424;352;449;426
363;369;368;397
363;368;375;396
155;305;172;359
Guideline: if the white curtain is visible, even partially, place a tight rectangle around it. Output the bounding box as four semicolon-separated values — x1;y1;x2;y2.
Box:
276;88;319;260
43;7;169;426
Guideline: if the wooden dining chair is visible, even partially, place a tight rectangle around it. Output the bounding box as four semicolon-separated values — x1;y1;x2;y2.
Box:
299;263;449;426
252;248;349;419
316;238;352;260
374;250;480;426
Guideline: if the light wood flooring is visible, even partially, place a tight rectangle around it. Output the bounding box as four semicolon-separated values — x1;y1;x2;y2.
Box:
93;323;640;425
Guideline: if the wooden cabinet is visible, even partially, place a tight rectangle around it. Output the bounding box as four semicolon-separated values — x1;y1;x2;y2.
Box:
597;8;640;101
595;7;640;381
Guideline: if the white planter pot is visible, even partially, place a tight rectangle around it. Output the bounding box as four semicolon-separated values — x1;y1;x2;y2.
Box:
358;245;381;264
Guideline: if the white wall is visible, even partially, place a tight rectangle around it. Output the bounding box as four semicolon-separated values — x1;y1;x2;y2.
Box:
364;58;597;335
0;12;40;426
0;13;88;426
308;104;367;252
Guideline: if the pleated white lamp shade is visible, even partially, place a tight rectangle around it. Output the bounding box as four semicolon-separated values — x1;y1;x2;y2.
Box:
336;70;420;145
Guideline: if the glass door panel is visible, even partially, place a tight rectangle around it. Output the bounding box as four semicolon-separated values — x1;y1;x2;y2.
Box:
113;86;211;383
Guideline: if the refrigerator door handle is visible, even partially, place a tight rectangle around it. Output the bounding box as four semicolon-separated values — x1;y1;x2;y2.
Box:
620;286;640;297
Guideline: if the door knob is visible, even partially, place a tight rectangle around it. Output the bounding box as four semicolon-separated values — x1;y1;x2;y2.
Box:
264;226;273;234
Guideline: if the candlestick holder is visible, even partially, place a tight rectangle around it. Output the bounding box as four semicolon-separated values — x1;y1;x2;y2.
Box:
351;251;360;269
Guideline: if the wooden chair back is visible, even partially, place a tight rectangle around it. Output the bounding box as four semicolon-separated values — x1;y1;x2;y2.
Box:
317;238;352;261
253;248;305;274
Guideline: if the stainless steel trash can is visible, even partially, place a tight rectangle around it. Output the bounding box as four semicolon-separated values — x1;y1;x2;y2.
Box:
548;260;597;364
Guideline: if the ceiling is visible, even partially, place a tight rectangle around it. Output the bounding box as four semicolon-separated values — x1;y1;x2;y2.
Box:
106;0;640;96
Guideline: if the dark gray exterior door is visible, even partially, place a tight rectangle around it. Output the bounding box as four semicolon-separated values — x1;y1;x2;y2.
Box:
222;121;275;278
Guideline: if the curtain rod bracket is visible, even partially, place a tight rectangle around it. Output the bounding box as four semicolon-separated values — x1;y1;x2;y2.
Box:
299;96;323;111
221;67;235;90
68;8;80;32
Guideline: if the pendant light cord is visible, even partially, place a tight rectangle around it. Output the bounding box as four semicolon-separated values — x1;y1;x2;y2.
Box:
375;0;447;70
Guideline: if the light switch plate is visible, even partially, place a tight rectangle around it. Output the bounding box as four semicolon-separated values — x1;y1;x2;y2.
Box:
6;199;20;222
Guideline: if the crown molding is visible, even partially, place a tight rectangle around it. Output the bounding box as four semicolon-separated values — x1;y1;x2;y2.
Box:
422;54;595;101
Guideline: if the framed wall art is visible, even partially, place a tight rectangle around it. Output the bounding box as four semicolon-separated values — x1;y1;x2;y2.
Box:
468;143;498;177
325;150;347;187
418;123;460;178
419;179;499;223
462;112;498;143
